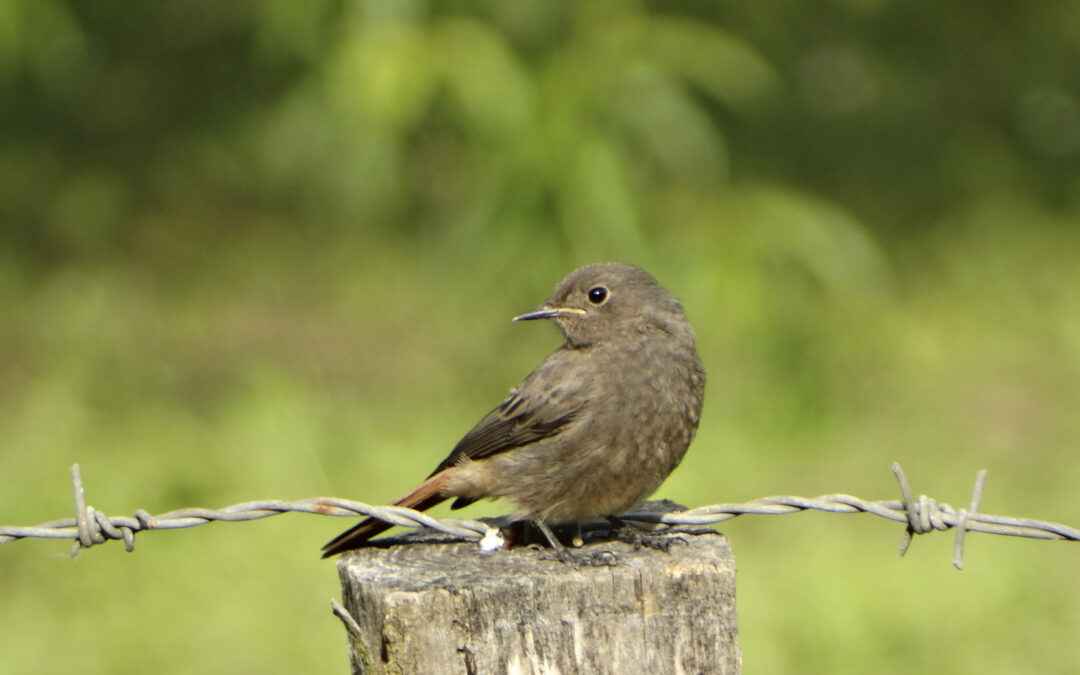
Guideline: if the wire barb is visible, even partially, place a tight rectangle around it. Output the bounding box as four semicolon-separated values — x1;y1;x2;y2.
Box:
952;469;988;570
889;463;990;570
1;463;1077;569
330;599;364;639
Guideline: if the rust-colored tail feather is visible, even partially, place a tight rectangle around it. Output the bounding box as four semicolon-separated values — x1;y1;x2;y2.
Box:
321;471;452;558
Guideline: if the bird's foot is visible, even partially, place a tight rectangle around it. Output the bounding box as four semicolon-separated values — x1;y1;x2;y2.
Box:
528;519;620;566
606;515;687;552
533;544;619;567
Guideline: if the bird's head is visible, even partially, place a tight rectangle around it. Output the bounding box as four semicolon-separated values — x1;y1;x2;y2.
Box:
514;262;694;348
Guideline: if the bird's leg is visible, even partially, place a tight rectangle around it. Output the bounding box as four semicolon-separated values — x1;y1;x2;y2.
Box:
606;515;684;552
532;520;618;567
532;520;578;564
570;521;584;548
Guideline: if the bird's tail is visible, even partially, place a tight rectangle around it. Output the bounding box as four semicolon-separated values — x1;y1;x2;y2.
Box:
321;471;451;558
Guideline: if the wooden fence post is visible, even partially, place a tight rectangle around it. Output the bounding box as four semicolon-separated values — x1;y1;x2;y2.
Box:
334;520;740;674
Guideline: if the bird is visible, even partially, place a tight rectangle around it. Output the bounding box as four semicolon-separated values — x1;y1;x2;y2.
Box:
321;262;705;558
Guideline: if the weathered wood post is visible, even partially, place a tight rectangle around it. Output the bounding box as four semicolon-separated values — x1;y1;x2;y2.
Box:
334;517;740;674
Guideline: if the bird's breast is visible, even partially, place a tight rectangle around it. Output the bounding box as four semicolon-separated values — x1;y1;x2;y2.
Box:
586;337;704;467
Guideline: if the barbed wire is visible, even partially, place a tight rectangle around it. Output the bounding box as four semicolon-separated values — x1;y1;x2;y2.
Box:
1;463;1077;569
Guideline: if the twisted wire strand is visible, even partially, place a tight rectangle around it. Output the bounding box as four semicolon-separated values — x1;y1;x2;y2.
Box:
1;463;1077;569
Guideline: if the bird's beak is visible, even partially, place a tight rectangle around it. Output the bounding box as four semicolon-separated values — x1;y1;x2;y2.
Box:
513;306;587;322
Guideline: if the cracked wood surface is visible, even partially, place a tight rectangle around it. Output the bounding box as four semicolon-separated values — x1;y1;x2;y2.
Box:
335;519;740;674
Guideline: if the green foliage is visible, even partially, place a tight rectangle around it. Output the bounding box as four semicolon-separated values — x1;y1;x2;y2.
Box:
1;1;1079;673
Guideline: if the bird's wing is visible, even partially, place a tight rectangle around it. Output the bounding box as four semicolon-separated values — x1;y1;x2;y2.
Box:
430;352;590;475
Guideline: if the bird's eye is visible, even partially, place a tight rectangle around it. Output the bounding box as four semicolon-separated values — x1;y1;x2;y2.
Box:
587;285;609;305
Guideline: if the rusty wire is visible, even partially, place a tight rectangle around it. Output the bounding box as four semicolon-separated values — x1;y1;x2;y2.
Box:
1;463;1077;569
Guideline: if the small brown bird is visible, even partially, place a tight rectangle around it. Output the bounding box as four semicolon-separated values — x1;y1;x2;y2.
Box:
321;262;705;557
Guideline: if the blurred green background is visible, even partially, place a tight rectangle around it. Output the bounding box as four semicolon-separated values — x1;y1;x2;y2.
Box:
2;1;1079;673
